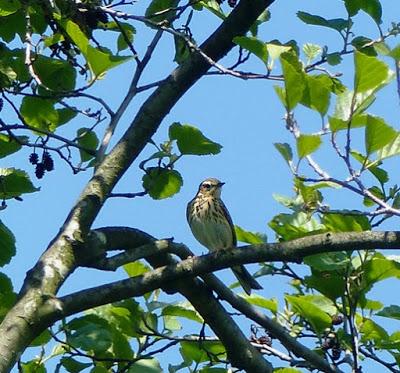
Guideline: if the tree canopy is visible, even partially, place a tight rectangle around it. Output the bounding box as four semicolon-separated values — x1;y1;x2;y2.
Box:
1;0;400;372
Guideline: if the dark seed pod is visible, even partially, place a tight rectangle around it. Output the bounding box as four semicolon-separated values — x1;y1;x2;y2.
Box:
228;0;237;7
331;314;344;326
332;347;341;360
42;152;54;172
35;163;45;179
29;152;39;165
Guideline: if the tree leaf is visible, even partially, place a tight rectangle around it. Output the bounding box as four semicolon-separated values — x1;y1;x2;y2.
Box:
145;0;179;23
360;0;382;24
124;261;150;277
241;294;278;313
233;36;268;64
0;222;15;267
354;51;390;94
60;357;91;373
365;115;397;155
234;225;265;244
142;168;183;199
33;56;76;91
286;295;332;334
280;52;305;110
20;97;58;131
169;123;222;155
322;213;371;232
301;74;331;115
0;0;20;16
0;134;26;158
76;128;98;162
61;19;131;78
180;341;225;364
297;11;349;32
377;305;400;320
377;133;400;160
274;142;293;164
296;134;322;158
0;168;39;199
302;43;322;62
128;358;162;373
162;305;203;323
359;318;389;344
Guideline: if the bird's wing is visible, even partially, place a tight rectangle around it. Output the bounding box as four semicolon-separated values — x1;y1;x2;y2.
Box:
218;200;237;247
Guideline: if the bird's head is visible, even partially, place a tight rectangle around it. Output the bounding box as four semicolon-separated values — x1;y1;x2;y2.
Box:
197;178;225;198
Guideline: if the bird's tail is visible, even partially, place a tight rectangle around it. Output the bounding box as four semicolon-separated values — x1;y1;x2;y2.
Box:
232;265;263;295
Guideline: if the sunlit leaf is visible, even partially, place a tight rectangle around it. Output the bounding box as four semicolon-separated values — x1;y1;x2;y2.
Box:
233;36;268;64
0;168;39;200
169;123;222;155
296;134;322;158
142;168;183;199
286;295;332;334
365;115;397;155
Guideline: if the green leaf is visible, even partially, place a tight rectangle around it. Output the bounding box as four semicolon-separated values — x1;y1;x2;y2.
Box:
365;115;397;155
20;97;58;131
274;369;303;373
233;36;268;64
180;341;225;363
61;357;91;373
301;74;331;115
0;0;20;16
286;295;332;334
362;255;400;292
162;304;203;323
297;11;349;32
241;294;278;313
377;305;400;320
30;329;51;347
360;0;382;24
142;168;183;199
61;19;131;78
76;128;98;162
145;0;179;23
34;56;76;91
304;252;350;271
322;213;371;232
303;43;322;63
359;318;388;343
274;142;293;164
169;123;222;155
296;134;322;158
0;168;39;200
280;52;305;110
174;35;191;64
128;358;162;373
67;315;113;354
116;24;136;52
269;212;325;240
124;261;150;277
305;270;345;300
0;222;15;267
326;52;342;66
377;133;400;161
354;51;390;93
344;0;362;16
19;359;46;373
389;44;400;60
0;134;24;158
266;43;291;62
234;225;264;244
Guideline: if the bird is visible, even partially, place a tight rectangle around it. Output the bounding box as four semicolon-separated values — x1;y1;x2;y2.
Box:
186;177;263;295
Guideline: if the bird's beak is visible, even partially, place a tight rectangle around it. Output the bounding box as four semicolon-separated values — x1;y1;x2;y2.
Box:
218;182;225;187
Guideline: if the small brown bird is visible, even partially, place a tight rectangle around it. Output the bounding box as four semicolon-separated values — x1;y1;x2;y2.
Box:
186;178;263;295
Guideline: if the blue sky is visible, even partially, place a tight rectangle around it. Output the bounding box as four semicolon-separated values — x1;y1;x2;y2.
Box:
2;0;400;370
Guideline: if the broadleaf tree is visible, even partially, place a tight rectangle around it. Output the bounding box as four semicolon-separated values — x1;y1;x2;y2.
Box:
0;0;400;372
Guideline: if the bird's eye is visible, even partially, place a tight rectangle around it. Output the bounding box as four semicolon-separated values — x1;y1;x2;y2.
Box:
203;183;211;189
